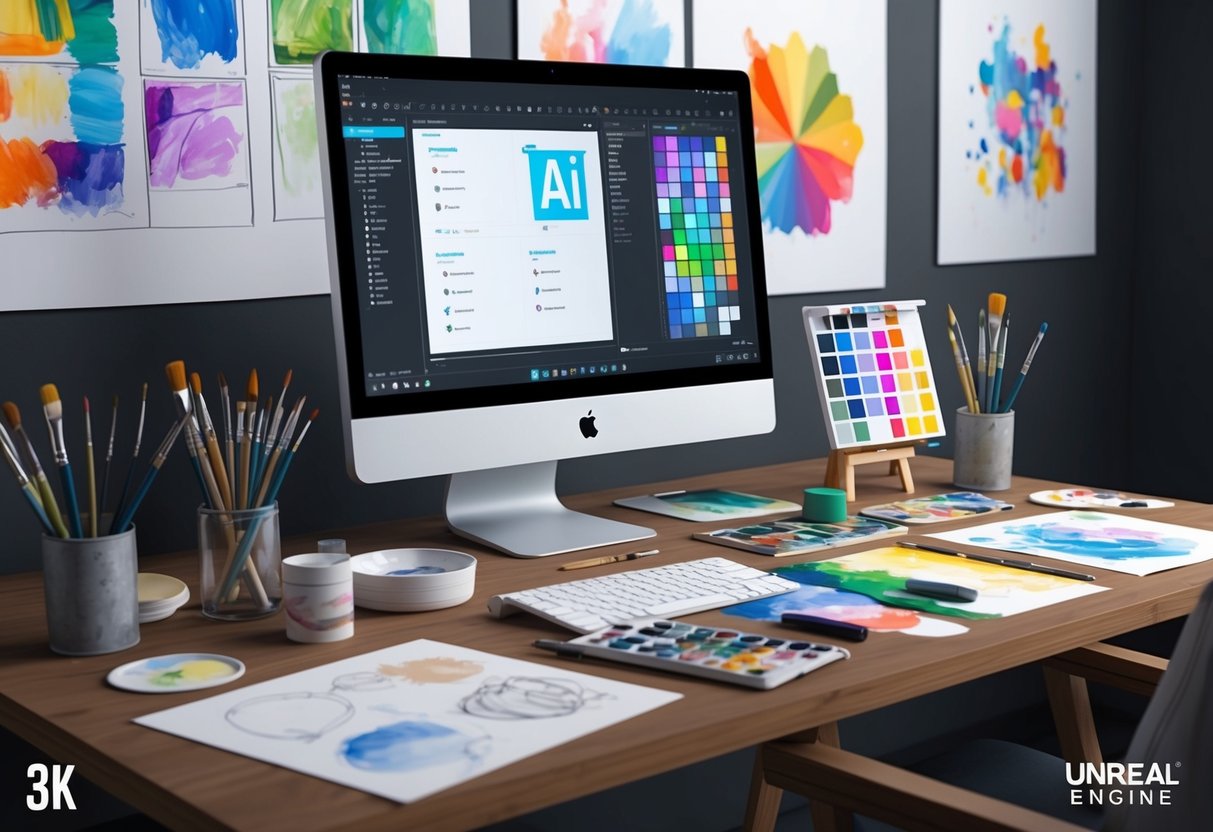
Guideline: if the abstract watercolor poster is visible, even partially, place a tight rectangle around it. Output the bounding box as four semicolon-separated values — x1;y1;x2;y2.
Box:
145;79;251;227
268;0;354;66
136;640;681;803
269;73;321;220
360;0;471;56
692;0;886;294
139;0;247;78
930;511;1213;577
725;580;970;637
517;0;686;67
763;546;1106;620
937;0;1097;265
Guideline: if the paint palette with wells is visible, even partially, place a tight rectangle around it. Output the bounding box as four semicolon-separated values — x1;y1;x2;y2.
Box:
350;548;476;612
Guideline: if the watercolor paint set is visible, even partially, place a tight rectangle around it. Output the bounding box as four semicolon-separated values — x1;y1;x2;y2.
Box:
803;301;946;449
693;516;905;556
860;492;1014;525
540;618;850;690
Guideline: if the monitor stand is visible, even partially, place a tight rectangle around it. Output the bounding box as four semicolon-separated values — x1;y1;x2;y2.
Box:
445;461;656;558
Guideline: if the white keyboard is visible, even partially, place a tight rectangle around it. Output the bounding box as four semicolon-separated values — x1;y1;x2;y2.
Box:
487;557;800;633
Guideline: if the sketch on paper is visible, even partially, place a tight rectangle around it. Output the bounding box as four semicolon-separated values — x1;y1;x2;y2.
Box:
692;0;887;294
144;79;251;227
270;73;321;220
137;640;681;803
140;0;246;77
517;0;685;66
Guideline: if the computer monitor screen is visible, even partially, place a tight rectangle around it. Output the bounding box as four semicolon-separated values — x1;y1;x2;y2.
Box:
316;54;775;556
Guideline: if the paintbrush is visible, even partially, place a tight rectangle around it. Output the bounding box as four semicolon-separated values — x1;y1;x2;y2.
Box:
975;309;987;414
191;372;234;511
986;293;1006;412
945;305;979;413
261;370;291;476
219;372;235;502
254;396;304;507
0;421;55;535
165;361;217;509
1001;322;1048;413
235;400;247;508
100;394;118;519
2;402;69;538
990;314;1010;413
249;395;272;498
111;416;186;535
239;370;257;509
40;385;83;538
111;383;147;524
83;396;97;537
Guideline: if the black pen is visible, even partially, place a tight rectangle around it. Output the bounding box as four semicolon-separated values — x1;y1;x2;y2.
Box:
900;541;1096;582
534;639;589;658
780;613;868;642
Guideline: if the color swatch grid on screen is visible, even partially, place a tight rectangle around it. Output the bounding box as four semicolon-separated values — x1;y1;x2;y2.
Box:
803;301;946;449
654;135;739;339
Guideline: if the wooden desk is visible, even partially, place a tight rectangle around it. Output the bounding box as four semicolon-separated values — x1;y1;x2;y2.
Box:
1;457;1210;832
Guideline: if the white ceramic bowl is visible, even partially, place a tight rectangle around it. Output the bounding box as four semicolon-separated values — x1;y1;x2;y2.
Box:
350;549;476;590
354;585;474;613
352;583;470;602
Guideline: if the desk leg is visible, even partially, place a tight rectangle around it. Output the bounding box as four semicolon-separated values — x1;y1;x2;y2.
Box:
745;723;850;832
1043;666;1104;765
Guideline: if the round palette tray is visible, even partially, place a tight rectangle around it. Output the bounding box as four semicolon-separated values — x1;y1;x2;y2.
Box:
107;653;244;694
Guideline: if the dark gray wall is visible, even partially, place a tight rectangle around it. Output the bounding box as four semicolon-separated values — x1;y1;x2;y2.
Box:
1129;0;1213;503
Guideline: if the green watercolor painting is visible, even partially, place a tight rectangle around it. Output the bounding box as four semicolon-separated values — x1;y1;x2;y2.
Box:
271;0;353;64
364;0;438;55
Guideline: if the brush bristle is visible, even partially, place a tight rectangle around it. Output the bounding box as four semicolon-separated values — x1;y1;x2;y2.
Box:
946;304;957;325
309;409;319;420
218;371;228;389
988;293;1007;316
40;384;60;406
83;395;90;413
247;369;258;401
2;401;20;428
190;372;203;394
140;382;148;400
165;360;187;392
282;369;293;389
112;394;119;407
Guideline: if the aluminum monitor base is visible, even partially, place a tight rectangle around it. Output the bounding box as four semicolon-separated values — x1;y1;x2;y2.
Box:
445;461;655;558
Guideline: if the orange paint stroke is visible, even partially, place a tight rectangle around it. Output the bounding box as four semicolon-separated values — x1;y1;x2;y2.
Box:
0;70;11;122
0;137;58;208
744;28;793;140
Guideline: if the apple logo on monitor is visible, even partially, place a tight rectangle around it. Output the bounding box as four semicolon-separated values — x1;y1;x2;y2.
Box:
579;410;598;438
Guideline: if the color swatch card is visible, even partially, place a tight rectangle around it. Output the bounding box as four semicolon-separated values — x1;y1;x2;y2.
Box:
765;546;1106;620
693;516;905;557
1028;490;1174;511
803;301;946;449
615;489;800;521
861;492;1013;525
930;511;1213;577
654;134;740;339
136;640;680;804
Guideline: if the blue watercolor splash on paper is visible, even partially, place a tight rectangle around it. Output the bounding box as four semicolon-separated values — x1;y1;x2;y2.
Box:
980;523;1198;561
604;0;672;66
149;0;240;70
68;65;123;145
341;720;471;772
42;141;125;217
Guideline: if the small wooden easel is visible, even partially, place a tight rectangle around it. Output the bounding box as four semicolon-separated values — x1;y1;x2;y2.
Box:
825;443;917;502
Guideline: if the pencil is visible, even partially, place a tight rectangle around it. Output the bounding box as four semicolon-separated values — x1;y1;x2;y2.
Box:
560;549;660;571
1001;322;1048;413
3;402;69;538
83;396;97;537
945;305;979;413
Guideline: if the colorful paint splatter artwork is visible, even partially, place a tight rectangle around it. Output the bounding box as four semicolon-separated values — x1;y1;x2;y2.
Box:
931;511;1213;577
270;0;353;65
746;30;863;237
0;0;119;63
971;21;1067;201
146;0;239;70
145;81;243;188
519;0;685;67
364;0;437;55
764;546;1105;620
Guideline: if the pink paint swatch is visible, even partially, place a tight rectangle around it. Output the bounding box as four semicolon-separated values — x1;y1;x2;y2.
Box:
145;82;244;188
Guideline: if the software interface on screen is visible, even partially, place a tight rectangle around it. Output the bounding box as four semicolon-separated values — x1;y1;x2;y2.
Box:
335;75;763;399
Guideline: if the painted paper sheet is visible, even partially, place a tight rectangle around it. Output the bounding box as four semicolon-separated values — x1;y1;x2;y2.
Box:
360;0;471;56
139;0;247;78
145;79;251;227
765;546;1106;620
937;0;1097;264
268;0;353;66
517;0;685;67
930;511;1213;577
692;0;887;294
269;72;320;220
136;640;681;803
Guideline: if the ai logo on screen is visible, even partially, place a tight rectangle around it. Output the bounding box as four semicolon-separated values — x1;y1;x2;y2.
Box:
525;148;588;221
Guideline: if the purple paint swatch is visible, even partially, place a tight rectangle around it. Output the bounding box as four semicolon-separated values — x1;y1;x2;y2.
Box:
42;141;125;217
145;82;245;188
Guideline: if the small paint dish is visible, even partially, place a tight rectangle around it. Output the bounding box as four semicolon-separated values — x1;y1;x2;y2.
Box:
351;549;476;613
107;653;244;693
137;573;190;624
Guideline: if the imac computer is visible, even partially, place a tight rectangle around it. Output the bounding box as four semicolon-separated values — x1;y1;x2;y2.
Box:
315;53;774;557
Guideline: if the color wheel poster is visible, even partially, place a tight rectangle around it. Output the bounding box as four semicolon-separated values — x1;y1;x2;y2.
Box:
692;0;887;295
937;0;1097;265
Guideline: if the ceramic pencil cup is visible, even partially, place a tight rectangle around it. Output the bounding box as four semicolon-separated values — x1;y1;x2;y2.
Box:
282;553;355;643
41;526;140;656
953;407;1015;491
199;503;283;621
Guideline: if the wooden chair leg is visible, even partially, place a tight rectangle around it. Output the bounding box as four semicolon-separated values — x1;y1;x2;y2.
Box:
1043;666;1103;765
744;749;785;832
746;723;849;832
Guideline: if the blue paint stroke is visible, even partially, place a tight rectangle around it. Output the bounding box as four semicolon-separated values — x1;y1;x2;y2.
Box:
149;0;240;70
725;584;883;623
341;720;471;772
982;524;1198;561
604;0;672;66
68;66;123;145
387;565;446;575
41;141;124;217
